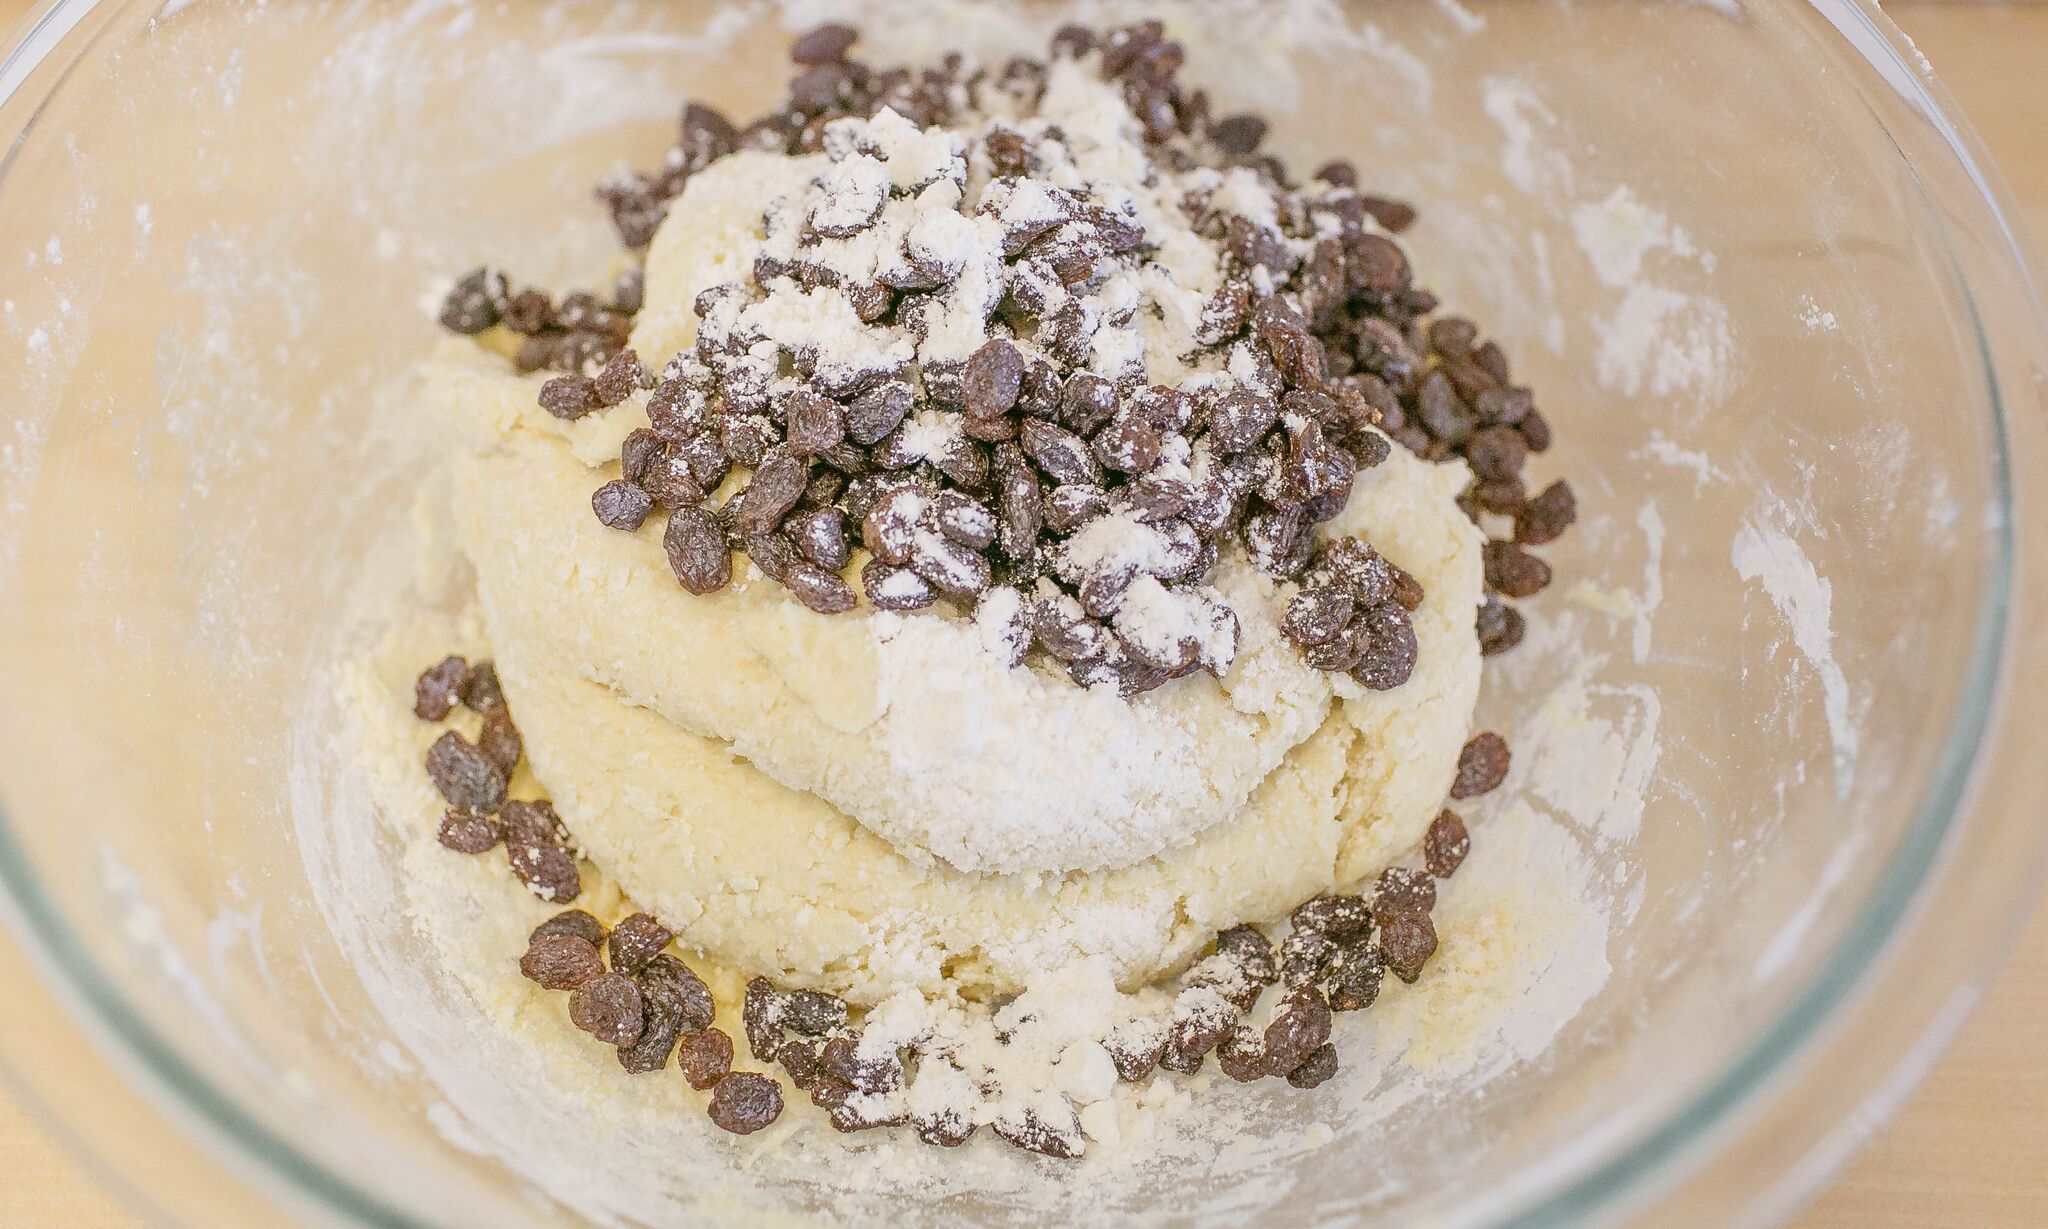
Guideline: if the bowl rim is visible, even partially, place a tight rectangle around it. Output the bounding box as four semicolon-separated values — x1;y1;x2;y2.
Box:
0;1;2043;1226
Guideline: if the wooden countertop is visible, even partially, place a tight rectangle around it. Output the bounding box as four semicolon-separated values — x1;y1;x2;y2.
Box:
1;3;2044;1226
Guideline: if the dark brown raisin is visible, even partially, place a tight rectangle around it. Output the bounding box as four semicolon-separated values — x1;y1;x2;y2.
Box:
1209;113;1267;154
618;985;685;1076
963;338;1025;418
742;977;784;1062
785;562;858;614
569;973;644;1046
437;808;501;854
1378;911;1438;983
438;268;506;334
641;954;715;1034
1216;1024;1267;1082
1058;372;1118;435
1464;425;1528;481
781;990;849;1036
783;389;847;456
1313;159;1358;187
994;1108;1081;1158
738;451;809;536
1215;924;1280;990
1207;388;1279;454
862;559;938;611
1450;731;1510;799
1476;596;1525;656
538;375;599;420
1373;866;1438;920
821;1035;903;1094
1351;603;1418;691
665;506;732;594
1518;408;1552;452
1291;894;1372;940
478;708;522;776
507;833;581;904
413;655;469;721
1105;1024;1165;1083
1162;1006;1234;1074
708;1072;784;1135
1515;479;1577;546
1357;194;1417;232
530;910;606;947
1324;941;1384;1012
1285;1042;1339;1089
457;660;504;714
590;479;653;531
1425;810;1472;878
1262;989;1333;1077
1483;540;1552;598
790;21;856;64
789;507;851;570
520;934;603;991
424;731;506;813
1282;586;1354;647
1428;317;1479;357
846;380;913;445
677;1028;735;1090
592;349;645;406
1020;418;1102;486
776;1039;823;1090
606;912;673;974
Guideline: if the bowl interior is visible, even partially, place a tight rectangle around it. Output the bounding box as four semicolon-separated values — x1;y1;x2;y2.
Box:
0;1;2020;1225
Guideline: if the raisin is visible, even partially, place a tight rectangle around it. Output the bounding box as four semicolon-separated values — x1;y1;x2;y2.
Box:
569;973;644;1045
781;989;849;1036
1290;894;1372;940
790;22;856;65
1378;911;1438;983
1285;1042;1338;1089
1515;479;1577;546
1476;596;1525;656
676;1028;735;1090
1261;989;1333;1077
1324;941;1384;1012
664;506;732;594
530;910;606;947
1425;810;1471;878
1482;540;1540;598
708;1072;784;1135
963;338;1025;418
606;912;673;974
520;934;603;991
438;268;506;334
742;977;784;1062
1450;731;1510;799
641;955;715;1034
436;808;501;854
1280;582;1354;648
1209;113;1267;154
538;375;599;420
592;479;654;531
413;655;469;721
1373;867;1437;920
459;661;504;714
478;710;522;778
1216;1024;1267;1082
424;731;506;813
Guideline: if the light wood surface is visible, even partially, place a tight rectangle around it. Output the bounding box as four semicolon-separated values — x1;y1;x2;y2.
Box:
1;3;2044;1227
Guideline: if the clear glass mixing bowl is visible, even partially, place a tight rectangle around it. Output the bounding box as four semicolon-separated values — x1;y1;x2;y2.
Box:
2;1;2046;1225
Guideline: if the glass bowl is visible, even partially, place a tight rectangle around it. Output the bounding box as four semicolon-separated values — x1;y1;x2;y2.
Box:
2;1;2046;1225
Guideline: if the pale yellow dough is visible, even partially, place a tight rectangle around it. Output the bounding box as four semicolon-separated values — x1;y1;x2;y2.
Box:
416;153;1486;1002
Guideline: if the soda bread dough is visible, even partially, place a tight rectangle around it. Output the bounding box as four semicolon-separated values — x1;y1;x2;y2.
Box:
417;151;1486;1004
